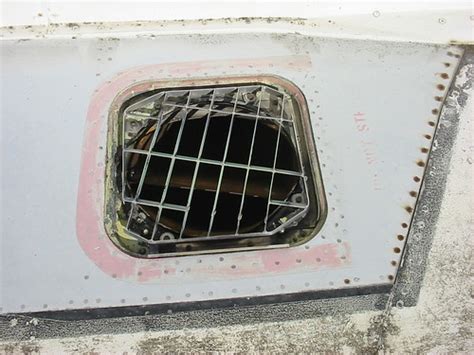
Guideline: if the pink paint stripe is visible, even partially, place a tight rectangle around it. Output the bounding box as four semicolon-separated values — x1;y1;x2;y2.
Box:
76;55;349;283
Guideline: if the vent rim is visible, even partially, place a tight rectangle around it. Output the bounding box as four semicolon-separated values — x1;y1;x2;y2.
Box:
104;75;327;258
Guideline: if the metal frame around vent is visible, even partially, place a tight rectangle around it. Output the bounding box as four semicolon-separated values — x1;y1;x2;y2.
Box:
0;29;465;315
105;76;326;257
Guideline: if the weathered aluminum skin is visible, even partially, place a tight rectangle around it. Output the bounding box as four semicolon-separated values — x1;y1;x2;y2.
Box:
0;30;462;314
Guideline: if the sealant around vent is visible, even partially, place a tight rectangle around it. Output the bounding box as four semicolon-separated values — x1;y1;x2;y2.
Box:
106;79;325;257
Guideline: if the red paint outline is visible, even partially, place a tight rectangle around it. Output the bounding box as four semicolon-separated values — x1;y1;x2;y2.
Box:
76;55;350;283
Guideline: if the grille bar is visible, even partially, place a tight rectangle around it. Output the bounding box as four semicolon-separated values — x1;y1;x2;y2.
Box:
124;101;164;231
151;92;192;240
181;89;217;238
207;88;240;236
123;149;305;177
135;102;294;122
120;84;312;248
265;96;285;231
235;87;264;234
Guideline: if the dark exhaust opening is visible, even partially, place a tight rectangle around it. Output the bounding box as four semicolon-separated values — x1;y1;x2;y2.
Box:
107;81;324;257
126;114;299;237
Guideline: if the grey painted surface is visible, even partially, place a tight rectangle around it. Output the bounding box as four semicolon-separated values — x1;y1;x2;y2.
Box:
0;30;462;314
2;46;470;353
0;23;472;351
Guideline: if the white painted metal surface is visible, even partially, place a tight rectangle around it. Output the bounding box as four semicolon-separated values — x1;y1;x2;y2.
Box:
1;1;472;44
0;26;462;313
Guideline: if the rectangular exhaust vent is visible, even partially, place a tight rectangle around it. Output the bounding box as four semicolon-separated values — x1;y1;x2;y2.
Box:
105;78;326;257
1;31;463;315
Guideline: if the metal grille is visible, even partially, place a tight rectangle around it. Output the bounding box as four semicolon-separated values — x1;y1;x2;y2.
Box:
119;84;313;254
